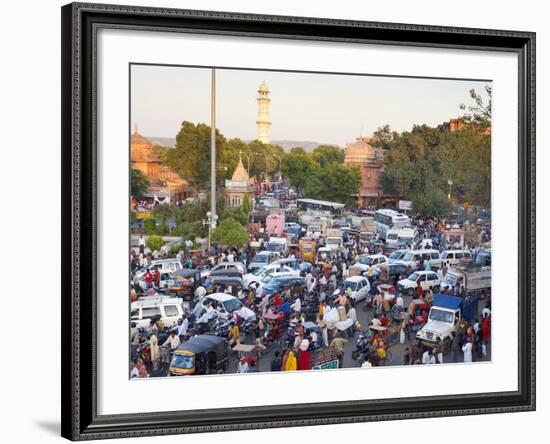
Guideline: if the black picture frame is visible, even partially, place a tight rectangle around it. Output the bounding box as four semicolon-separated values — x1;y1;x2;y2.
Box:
61;2;536;440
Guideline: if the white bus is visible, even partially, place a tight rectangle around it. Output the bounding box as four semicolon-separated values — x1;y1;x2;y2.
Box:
374;209;411;240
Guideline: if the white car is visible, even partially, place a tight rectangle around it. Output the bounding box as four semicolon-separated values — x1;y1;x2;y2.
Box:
398;271;441;296
200;293;243;320
201;262;246;278
130;296;184;329
343;276;371;302
248;251;277;272
135;258;183;279
352;254;389;274
243;264;297;289
396;249;442;270
387;249;409;264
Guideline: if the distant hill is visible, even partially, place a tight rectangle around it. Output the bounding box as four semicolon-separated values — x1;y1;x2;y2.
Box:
148;137;176;147
147;137;334;152
270;140;322;152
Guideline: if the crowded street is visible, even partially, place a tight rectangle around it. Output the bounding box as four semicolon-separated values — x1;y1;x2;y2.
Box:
129;183;492;378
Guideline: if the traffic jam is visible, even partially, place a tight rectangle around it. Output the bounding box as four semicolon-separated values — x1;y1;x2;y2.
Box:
129;193;492;378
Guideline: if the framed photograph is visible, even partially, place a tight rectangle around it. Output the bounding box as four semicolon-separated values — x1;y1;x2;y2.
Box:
61;2;536;440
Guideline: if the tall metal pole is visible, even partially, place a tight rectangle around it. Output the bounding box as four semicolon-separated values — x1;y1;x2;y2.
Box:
210;69;217;224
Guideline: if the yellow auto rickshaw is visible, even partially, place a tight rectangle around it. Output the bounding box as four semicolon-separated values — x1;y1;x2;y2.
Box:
299;237;317;263
169;335;228;376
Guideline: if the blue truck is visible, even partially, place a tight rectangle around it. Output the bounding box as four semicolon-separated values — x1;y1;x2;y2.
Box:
416;294;479;346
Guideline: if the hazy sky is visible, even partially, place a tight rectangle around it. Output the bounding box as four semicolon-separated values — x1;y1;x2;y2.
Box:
131;64;490;147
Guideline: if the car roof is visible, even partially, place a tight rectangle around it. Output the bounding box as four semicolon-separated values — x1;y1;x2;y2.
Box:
203;293;238;302
150;259;180;264
216;262;245;267
414;270;436;275
254;251;273;257
270;271;298;278
346;276;366;282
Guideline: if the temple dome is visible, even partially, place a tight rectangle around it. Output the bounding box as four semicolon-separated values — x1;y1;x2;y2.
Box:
231;157;249;182
131;131;152;147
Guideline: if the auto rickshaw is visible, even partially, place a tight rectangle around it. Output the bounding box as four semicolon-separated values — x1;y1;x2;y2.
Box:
302;321;323;350
169;335;228;376
298;237;317;263
168;268;201;301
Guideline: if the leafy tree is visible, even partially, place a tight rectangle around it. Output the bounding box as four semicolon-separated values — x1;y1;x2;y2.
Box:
312;145;345;167
281;151;318;193
304;163;361;206
178;221;206;240
211;218;249;247
221;207;248;226
146;234;164;252
143;218;157;235
131;169;149;199
370;125;398;151
152;145;170;162
152;204;176;226
460;86;492;126
242;193;251;215
380;120;491;212
290;146;306;155
165;121;226;189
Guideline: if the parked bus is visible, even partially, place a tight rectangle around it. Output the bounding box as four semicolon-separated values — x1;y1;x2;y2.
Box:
374;209;411;240
297;198;345;215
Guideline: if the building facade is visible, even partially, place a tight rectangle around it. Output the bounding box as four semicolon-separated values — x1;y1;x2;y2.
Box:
344;136;390;207
130;126;189;203
225;155;255;208
256;81;271;144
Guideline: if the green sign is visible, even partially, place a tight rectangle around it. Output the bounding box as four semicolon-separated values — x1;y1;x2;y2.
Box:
313;358;339;370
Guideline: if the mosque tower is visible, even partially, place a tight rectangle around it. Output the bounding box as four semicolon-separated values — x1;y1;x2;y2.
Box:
256;81;271;144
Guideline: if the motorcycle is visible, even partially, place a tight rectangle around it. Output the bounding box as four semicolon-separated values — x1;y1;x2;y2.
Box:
351;330;371;363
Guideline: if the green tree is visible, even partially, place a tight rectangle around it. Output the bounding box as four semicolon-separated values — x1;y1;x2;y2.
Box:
460;86;492;126
281;151;318;193
131;168;149;199
146;234;164;252
143;218;157;235
290;146;306;155
211;218;249;247
304;163;361;206
370;125;398;151
152;204;176;227
242;193;251;215
178;221;206;240
165;121;226;189
312;145;345;167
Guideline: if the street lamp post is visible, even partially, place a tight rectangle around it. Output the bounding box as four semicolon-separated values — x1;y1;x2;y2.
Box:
210;68;217;222
447;178;453;201
203;211;219;252
242;151;254;177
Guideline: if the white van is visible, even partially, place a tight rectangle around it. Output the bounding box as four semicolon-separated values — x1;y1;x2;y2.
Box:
135;258;183;280
396;249;442;270
130;296;184;329
248;251;277;272
440;250;472;266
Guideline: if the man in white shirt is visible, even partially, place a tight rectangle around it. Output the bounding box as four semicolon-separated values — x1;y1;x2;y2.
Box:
290;297;302;313
395;293;404;308
162;331;181;351
422;349;431;364
194;284;207;303
175;317;188;342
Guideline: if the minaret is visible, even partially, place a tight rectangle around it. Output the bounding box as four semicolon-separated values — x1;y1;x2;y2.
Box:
256;81;271;144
